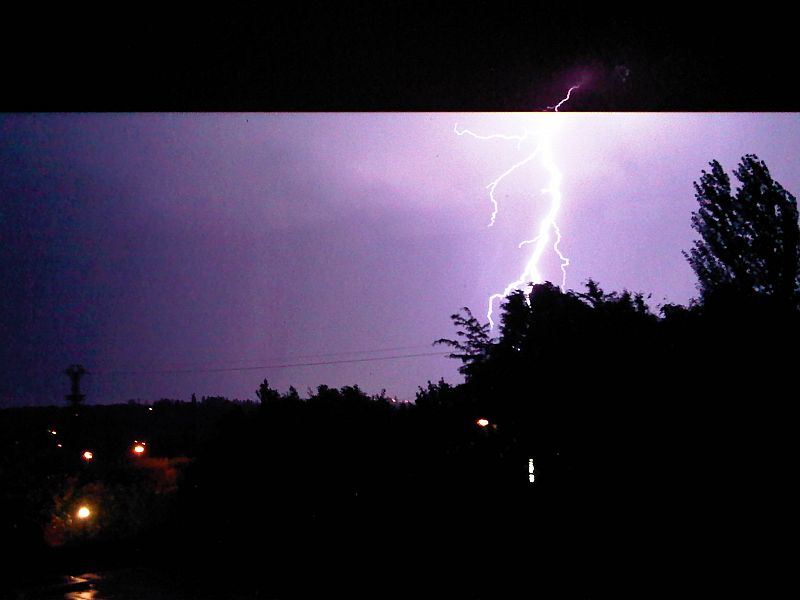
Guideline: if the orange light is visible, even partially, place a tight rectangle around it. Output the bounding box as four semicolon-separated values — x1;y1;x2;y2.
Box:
77;506;91;519
82;451;93;461
133;444;145;455
476;418;490;427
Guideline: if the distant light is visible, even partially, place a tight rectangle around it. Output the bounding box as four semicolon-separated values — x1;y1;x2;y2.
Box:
133;444;145;455
77;506;91;519
82;451;94;461
57;443;63;448
50;430;57;435
148;407;153;411
528;458;535;483
476;418;490;427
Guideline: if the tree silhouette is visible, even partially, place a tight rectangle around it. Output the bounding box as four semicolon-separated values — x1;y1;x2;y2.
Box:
255;378;281;404
436;280;660;421
684;154;799;308
434;306;492;379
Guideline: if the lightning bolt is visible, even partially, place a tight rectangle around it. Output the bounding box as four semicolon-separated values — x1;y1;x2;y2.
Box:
547;84;580;112
455;85;579;329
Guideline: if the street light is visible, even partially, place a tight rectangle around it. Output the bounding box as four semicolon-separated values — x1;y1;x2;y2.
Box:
76;506;91;519
82;451;94;461
476;418;490;427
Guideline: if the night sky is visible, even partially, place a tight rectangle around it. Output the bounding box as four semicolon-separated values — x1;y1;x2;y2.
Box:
3;7;796;112
2;112;798;406
2;8;798;406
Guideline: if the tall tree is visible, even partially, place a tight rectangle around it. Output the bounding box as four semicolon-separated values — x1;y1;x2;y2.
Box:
684;154;799;307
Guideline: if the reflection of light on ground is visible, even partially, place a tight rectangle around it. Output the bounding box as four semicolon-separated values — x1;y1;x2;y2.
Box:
23;569;197;598
66;588;98;600
63;574;100;600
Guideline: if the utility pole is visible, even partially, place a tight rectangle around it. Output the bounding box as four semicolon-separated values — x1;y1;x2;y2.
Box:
65;364;87;409
64;364;87;449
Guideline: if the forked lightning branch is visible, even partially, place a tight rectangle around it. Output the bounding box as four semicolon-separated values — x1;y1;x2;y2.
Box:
455;86;579;328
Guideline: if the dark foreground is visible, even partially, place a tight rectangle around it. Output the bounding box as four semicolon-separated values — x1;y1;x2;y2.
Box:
3;392;791;599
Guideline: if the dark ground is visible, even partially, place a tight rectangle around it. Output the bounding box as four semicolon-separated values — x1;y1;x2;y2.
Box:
2;394;790;598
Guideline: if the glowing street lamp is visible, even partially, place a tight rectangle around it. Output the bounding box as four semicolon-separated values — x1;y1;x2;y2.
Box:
76;506;91;520
476;418;490;427
132;441;146;456
82;451;94;461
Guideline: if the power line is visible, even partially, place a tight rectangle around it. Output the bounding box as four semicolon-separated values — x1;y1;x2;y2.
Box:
0;344;444;376
103;344;439;370
93;351;451;377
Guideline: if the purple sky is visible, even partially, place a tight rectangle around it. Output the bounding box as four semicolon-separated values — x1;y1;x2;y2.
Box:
2;113;798;406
